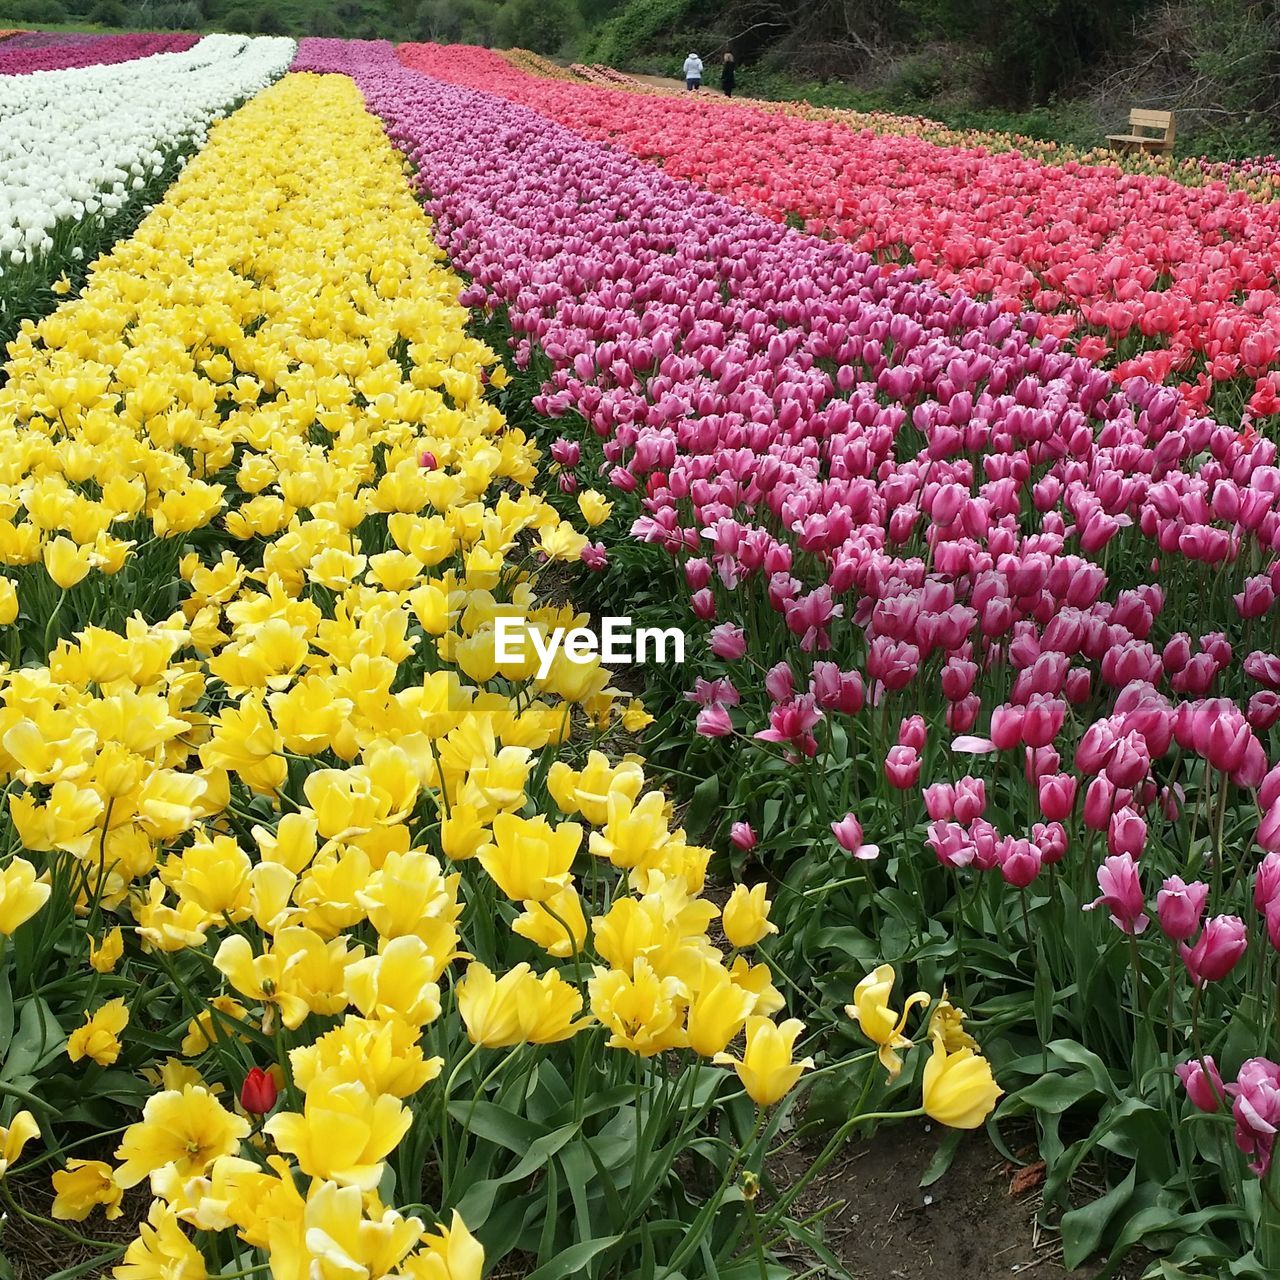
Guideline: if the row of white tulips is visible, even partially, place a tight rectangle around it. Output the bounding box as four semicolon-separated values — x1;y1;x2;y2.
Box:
0;35;296;268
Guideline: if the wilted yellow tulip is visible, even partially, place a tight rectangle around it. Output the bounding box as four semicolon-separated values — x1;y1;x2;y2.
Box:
51;1159;123;1221
929;992;979;1054
117;1202;209;1277
0;1111;39;1177
88;927;124;974
845;964;930;1080
66;997;129;1067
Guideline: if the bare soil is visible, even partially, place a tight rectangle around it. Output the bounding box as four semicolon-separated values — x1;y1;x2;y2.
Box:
774;1120;1147;1279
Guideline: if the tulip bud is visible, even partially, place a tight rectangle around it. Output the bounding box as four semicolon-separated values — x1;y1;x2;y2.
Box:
1156;875;1209;941
1175;1056;1224;1112
240;1066;279;1116
884;745;921;790
730;822;757;852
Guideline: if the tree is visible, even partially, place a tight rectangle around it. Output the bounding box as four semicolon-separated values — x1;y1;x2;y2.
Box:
495;0;581;53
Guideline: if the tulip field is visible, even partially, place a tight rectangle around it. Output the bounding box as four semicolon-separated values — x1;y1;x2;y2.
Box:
3;29;1280;1280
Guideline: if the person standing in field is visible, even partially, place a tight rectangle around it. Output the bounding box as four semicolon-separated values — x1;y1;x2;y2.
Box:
683;51;703;91
721;51;735;97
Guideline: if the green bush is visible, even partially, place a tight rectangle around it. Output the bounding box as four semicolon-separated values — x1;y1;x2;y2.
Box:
495;0;580;54
86;0;127;22
586;0;697;66
3;0;68;20
218;2;254;30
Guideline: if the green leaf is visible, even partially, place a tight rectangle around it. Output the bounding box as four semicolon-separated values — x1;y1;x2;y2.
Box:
521;1234;622;1280
445;1099;550;1153
454;1122;579;1225
1060;1167;1137;1269
685;774;721;839
919;1129;963;1189
1010;1072;1099;1114
2;997;64;1081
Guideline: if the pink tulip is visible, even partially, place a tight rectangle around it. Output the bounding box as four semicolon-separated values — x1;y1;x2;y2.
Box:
1227;1058;1280;1175
898;715;927;751
695;705;734;737
708;624;746;660
1175;1056;1225;1112
832;813;879;861
928;819;975;869
998;837;1042;888
952;776;986;823
1180;914;1248;985
1085;853;1148;934
884;745;921;790
730;822;757;851
1156;875;1209;941
1037;772;1077;821
1107;806;1147;859
764;663;794;703
922;782;955;821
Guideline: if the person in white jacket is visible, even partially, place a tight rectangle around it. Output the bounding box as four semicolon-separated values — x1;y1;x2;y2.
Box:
683;52;703;91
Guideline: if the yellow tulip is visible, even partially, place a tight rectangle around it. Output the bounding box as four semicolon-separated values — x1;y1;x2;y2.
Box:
290;1016;442;1099
0;1111;39;1177
43;535;94;589
714;1016;813;1107
343;936;444;1026
67;997;129;1067
400;1210;486;1280
0;857;50;934
51;1159;123;1221
721;883;778;949
577;489;613;527
845;964;930;1080
0;579;16;626
115;1086;249;1187
589;959;687;1057
477;813;582;902
264;1074;411;1191
455;961;529;1048
686;963;756;1057
921;1033;1003;1130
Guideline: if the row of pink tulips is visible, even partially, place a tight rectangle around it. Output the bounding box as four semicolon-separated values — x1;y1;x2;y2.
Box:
0;31;198;74
406;44;1280;428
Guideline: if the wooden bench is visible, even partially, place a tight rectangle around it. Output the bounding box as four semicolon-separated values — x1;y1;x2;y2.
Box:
1107;109;1175;156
